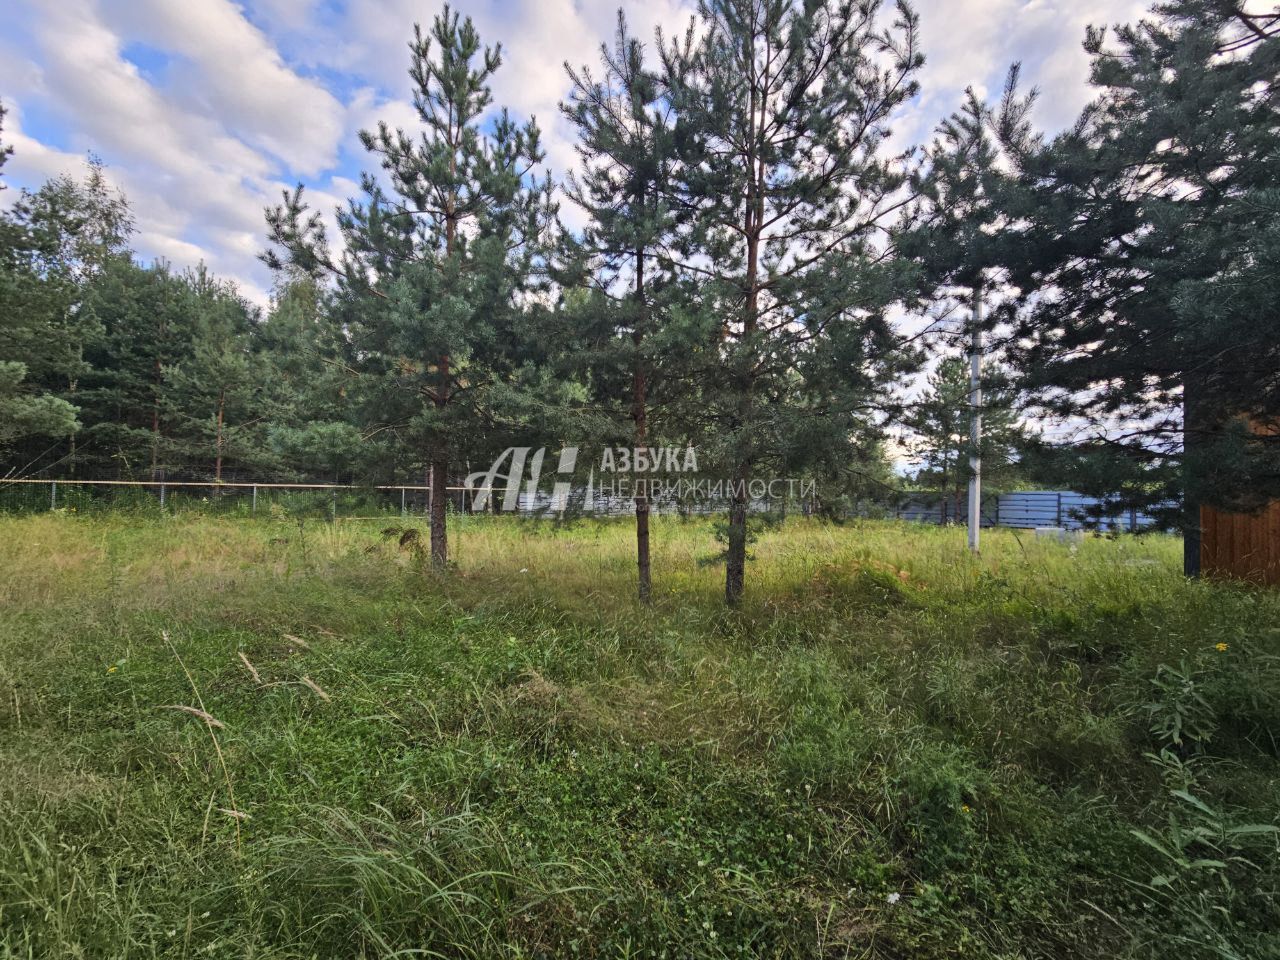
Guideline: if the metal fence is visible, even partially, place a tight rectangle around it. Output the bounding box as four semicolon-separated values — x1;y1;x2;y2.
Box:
0;478;1168;532
0;478;808;520
0;479;467;520
895;490;1168;532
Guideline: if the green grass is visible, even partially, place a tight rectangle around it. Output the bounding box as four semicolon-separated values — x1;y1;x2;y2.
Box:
0;512;1277;958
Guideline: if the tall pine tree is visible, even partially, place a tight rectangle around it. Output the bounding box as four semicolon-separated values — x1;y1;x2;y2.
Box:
995;1;1280;570
561;13;702;601
665;0;923;604
898;80;1033;532
265;5;555;566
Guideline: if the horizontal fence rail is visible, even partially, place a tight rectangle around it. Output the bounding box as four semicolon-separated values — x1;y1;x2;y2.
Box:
0;478;1170;532
0;478;484;520
0;478;799;520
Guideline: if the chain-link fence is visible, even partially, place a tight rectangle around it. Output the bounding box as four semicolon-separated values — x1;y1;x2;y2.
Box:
0;479;812;520
0;479;473;521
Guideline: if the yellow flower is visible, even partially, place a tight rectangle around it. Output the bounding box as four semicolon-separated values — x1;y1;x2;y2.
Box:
961;804;972;814
1215;642;1229;653
107;665;117;674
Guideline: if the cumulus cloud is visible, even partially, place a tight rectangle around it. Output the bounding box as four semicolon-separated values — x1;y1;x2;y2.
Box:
312;0;693;190
2;0;349;304
905;0;1149;146
1;0;1156;307
98;0;344;176
0;111;94;192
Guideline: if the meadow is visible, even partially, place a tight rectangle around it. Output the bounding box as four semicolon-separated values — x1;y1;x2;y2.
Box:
0;511;1277;959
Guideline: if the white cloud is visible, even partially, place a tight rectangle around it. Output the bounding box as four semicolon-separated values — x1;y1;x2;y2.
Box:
2;0;348;305
317;0;694;184
2;0;1157;310
900;0;1149;152
251;0;321;32
1;113;92;194
97;0;345;176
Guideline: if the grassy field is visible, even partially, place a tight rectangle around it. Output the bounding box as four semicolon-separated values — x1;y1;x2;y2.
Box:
0;512;1277;959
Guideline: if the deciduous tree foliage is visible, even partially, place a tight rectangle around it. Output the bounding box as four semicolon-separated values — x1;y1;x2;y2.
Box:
0;146;131;462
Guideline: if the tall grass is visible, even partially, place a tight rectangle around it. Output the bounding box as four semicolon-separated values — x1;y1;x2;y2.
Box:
0;512;1276;958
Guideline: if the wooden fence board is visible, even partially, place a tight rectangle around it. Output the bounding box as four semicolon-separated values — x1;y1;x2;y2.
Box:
1202;501;1280;586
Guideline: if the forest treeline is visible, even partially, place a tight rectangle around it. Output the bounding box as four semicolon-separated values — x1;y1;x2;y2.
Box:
1;0;1276;601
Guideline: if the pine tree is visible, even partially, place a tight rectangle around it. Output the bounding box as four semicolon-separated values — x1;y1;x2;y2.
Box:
902;87;1009;300
77;259;196;478
561;13;700;602
265;5;555;566
257;274;365;482
161;268;263;481
905;355;1025;520
664;0;924;604
995;1;1280;568
897;79;1033;531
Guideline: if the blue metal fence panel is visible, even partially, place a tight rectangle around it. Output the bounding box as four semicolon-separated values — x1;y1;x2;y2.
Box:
897;490;1169;532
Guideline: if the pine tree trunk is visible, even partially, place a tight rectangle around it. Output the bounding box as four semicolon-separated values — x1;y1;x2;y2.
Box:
428;179;458;571
726;77;762;608
725;463;750;606
1182;385;1201;577
151;357;162;481
429;454;447;569
67;371;78;479
214;387;225;483
633;249;652;604
428;346;452;569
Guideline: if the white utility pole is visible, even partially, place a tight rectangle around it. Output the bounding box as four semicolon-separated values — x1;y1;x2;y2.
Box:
967;285;983;553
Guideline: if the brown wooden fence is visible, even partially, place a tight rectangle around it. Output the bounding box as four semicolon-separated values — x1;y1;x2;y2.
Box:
1201;501;1280;586
1200;419;1280;586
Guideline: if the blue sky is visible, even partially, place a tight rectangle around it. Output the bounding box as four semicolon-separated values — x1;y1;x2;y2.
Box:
0;0;1147;306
